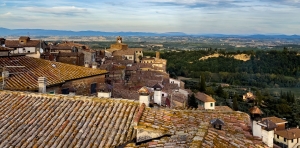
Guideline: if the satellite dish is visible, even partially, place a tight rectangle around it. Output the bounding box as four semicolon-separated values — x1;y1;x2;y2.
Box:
40;48;44;53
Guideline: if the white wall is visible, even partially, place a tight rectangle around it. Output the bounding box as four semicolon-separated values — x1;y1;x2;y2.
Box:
13;47;36;54
169;78;181;87
252;121;262;138
154;90;162;105
204;102;215;110
97;92;111;98
125;55;134;61
139;95;150;107
262;130;274;147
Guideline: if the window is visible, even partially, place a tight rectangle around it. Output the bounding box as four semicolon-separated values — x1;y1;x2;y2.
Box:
91;83;97;94
284;138;286;142
292;139;294;143
62;88;69;94
277;135;279;139
49;91;55;94
210;103;213;107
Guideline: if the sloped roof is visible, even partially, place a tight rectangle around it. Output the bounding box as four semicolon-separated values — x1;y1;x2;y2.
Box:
130;106;266;147
5;40;40;48
210;118;225;126
0;46;14;51
249;106;263;115
195;92;216;102
0;56;107;91
152;83;163;89
275;128;300;140
0;90;140;147
138;86;150;94
260;119;277;131
262;116;287;124
112;49;135;56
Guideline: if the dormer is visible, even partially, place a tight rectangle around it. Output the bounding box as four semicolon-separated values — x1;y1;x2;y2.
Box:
19;36;30;44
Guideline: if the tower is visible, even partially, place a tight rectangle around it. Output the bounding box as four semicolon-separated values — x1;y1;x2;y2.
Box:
138;86;150;107
116;36;122;43
249;106;263;138
152;83;162;105
156;51;160;59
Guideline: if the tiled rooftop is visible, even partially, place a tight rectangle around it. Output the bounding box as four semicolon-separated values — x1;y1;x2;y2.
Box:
0;90;267;147
262;116;287;124
195;92;216;102
127;108;267;148
5;40;40;48
0;90;140;147
0;46;14;51
275;128;300;139
0;56;107;91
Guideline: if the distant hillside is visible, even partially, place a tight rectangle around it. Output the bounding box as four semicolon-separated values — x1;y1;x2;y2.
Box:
0;27;186;36
1;27;300;38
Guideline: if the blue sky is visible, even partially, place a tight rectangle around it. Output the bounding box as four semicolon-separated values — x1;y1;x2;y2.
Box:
0;0;300;34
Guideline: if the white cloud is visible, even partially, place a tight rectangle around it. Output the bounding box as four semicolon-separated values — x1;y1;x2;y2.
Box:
22;6;88;15
3;12;12;16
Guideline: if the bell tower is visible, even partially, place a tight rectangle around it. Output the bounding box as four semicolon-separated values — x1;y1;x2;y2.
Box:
116;36;122;43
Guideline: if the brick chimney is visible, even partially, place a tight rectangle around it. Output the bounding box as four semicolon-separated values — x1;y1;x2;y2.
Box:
38;77;47;93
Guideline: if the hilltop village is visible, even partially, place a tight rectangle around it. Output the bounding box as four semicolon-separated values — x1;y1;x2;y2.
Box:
0;36;299;148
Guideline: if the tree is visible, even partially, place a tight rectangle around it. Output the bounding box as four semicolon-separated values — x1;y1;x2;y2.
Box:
205;87;215;96
215;85;224;98
232;94;238;111
255;90;263;106
199;74;206;92
188;93;198;108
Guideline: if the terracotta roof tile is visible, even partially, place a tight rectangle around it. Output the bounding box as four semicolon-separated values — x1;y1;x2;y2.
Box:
131;108;266;147
0;56;107;91
0;90;140;147
5;40;40;48
195;92;216;102
249;106;263;115
275;128;300;140
0;46;14;51
262;116;287;124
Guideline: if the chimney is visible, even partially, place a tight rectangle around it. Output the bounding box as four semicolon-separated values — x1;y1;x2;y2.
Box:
1;71;9;88
84;62;89;68
38;77;47;93
138;86;150;107
92;63;97;69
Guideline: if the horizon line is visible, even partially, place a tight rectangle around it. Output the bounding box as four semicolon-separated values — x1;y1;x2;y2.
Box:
1;27;299;36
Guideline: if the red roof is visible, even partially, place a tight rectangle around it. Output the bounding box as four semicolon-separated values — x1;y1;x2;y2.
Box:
0;56;107;91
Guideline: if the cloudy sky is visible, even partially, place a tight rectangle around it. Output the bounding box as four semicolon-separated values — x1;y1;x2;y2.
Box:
0;0;300;34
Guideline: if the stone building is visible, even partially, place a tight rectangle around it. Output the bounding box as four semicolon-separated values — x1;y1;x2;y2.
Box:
3;36;47;58
0;56;107;96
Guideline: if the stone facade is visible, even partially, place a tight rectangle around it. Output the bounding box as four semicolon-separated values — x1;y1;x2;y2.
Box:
46;75;105;96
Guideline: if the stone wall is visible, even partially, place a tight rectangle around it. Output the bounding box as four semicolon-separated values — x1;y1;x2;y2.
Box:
47;74;105;96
